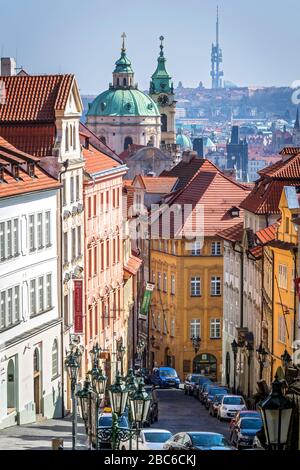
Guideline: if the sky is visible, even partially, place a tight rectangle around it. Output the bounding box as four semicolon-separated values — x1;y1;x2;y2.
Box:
0;0;299;94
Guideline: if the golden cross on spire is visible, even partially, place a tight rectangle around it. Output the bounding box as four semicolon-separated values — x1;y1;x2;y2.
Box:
121;32;127;51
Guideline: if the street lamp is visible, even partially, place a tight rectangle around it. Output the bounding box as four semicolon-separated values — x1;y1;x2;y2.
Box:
281;349;292;373
260;374;294;450
129;380;151;451
191;336;201;355
256;342;268;380
65;347;82;450
77;375;93;439
108;372;129;417
246;342;253;398
231;339;238;394
90;342;101;367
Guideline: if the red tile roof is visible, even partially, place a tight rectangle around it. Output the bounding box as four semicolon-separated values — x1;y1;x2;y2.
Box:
155;159;250;237
133;175;178;194
83;144;121;175
0;136;60;198
79;122;121;161
255;222;280;245
0;124;56;157
119;144;146;161
240;153;300;214
160;157;206;190
279;147;300;156
218;222;244;243
0;74;74;122
124;254;143;277
248;245;263;260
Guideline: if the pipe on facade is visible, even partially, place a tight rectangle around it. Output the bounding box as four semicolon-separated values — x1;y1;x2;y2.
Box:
271;249;275;379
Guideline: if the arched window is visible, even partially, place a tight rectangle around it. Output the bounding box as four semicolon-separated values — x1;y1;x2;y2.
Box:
161;114;167;132
7;359;16;409
52;339;58;378
100;136;106;145
65;125;69;152
123;78;127;87
124;136;133;150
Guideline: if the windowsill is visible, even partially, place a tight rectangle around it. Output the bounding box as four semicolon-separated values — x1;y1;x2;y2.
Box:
190;295;201;298
210;337;221;340
0;254;20;262
211;294;222;297
51;373;60;382
30;307;54;319
0;320;21;333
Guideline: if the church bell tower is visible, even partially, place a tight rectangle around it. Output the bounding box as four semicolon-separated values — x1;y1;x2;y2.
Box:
149;36;176;145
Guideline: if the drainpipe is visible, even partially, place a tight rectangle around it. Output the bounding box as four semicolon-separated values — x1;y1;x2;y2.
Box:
293;247;298;344
271;250;275;380
59;160;69;418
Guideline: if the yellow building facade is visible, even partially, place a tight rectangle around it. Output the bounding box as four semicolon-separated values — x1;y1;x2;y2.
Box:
149;236;224;381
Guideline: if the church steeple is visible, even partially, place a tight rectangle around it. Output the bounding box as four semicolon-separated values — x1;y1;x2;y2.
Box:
294;108;300;130
113;33;135;88
150;36;173;95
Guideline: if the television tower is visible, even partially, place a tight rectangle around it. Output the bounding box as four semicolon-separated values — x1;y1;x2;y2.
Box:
211;6;224;89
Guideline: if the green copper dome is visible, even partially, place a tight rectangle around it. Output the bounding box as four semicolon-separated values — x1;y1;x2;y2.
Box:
176;132;192;149
87;88;160;117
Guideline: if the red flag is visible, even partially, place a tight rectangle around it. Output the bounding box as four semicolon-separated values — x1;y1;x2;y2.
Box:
294;278;300;301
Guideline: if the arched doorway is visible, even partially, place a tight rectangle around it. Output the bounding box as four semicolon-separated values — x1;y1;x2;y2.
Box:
164;347;172;367
124;136;133;150
193;353;217;379
161;114;167;132
7;359;16;411
33;348;41;414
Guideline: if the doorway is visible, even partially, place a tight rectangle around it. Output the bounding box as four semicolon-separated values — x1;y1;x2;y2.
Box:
33;348;41;415
193;353;217;379
7;359;16;413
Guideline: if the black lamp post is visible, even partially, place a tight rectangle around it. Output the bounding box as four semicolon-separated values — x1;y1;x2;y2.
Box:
65;347;82;450
260;374;294;450
231;339;238;394
281;349;292;374
256;342;268;380
77;375;93;448
191;336;201;355
246;342;253;398
129;379;151;451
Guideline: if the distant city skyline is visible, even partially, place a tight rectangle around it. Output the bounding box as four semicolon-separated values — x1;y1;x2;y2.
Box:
1;0;300;94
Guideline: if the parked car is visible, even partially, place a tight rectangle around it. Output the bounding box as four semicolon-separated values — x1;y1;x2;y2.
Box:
217;395;247;421
205;387;231;410
143;385;158;426
231;417;263;449
122;429;172;450
229;410;261;439
199;382;218;404
208;394;226;417
97;412;129;449
150;367;180;389
184;374;205;396
163;432;235;450
193;376;213;399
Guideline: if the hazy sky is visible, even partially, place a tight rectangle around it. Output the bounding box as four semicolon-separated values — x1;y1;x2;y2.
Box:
1;0;299;94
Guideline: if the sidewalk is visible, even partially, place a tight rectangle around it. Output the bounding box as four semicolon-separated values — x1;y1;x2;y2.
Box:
0;414;88;450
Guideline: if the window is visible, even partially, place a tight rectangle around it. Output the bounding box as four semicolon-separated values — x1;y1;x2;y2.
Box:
76;175;80;201
7;220;12;257
285;217;290;234
191;241;201;256
210;318;221;338
278;264;287;289
291;268;295;292
62;178;67;206
73;125;77;150
13;219;19;254
88;197;92;219
77;226;81;257
38;276;44;312
88;248;92;278
65;125;69;152
157;272;161;290
100;242;104;271
52;339;59;379
163;273;167;292
278;315;286;343
64;294;69;327
93;195;97;217
30;279;36;315
37;213;43;249
157;314;161;332
46;274;52;309
211;276;221;296
70;124;73;148
171;274;175;295
212;241;221;256
106;239;110;267
113;188;116;208
116;188;120;208
113;238;116;264
163;316;168;335
171;319;175;337
0;222;4;259
171;240;177;255
93;245;97;276
70;176;75;203
0;219;20;261
0;291;5;329
190;277;201;297
190;319;201;339
45;212;51;246
100;193;104;213
7;288;12;325
29;215;35;251
63;232;68;263
72;228;76;260
14;286;20;322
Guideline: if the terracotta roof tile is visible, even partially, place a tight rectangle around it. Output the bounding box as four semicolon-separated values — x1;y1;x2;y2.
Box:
255;222;280;245
83;144;122;175
248;246;263;259
0;124;55;157
135;175;178;194
218;222;244;243
160;157;206;190
124;254;143;276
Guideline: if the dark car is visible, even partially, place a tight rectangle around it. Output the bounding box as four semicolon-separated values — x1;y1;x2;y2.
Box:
150;367;180;389
199;381;216;403
231;417;263;450
163;432;235;451
97;413;129;449
205;386;230;409
184;374;205;396
208;394;226;417
193;376;213;399
143;385;159;426
229;410;261;439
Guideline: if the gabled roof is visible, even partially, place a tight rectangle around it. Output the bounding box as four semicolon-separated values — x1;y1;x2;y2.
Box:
0;124;56;157
0;74;75;122
83;144;122;176
133;175;178;194
218;222;244;243
248;245;263;260
255;222;280;245
0;136;60;198
160;156;206;190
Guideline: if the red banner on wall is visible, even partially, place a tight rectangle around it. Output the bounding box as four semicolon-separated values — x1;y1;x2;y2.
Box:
294;278;300;301
73;280;83;333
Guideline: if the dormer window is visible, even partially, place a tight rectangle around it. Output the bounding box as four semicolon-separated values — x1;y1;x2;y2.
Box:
28;163;35;178
230;206;240;218
12;165;20;180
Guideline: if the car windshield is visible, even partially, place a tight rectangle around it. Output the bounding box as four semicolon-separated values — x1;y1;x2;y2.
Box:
190;375;201;383
210;388;227;396
214;395;225;403
160;369;177;377
99;415;128;428
240;419;262;430
144;432;172;443
191;434;228;447
223;397;244;405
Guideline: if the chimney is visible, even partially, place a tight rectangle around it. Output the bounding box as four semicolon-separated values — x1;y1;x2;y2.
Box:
85;136;90;150
1;57;16;76
182;150;198;163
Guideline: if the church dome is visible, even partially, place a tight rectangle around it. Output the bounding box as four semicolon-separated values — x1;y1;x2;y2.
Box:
87;88;160;118
176;132;192;149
